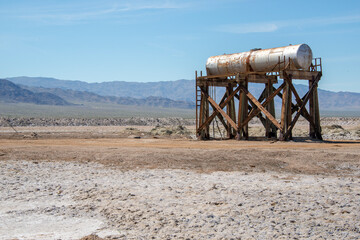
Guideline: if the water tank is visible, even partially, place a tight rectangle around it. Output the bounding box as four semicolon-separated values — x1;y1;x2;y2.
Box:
206;44;313;75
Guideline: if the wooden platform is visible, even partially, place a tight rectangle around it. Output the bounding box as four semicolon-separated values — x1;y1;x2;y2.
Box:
195;59;323;141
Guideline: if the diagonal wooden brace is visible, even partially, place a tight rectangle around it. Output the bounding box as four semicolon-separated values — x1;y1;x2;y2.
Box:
283;72;322;139
216;114;229;132
282;73;316;129
239;82;285;130
235;93;267;128
207;94;238;131
197;85;241;133
239;85;282;130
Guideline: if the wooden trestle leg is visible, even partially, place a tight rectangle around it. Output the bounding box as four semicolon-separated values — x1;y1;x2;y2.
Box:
265;79;277;138
237;79;248;140
226;84;237;139
309;77;322;140
279;76;292;141
199;85;210;139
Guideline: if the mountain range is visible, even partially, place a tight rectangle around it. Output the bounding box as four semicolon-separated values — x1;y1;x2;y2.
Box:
0;79;71;105
20;84;195;109
1;79;195;109
8;76;195;101
3;76;360;111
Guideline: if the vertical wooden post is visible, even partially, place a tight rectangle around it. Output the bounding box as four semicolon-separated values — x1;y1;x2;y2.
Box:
265;82;270;137
279;76;291;141
237;78;249;140
265;79;277;138
195;71;198;133
279;84;287;140
287;77;293;140
237;75;242;140
230;85;237;138
204;85;210;139
226;86;231;139
226;83;236;139
308;74;323;140
244;80;249;139
269;81;277;138
311;77;322;140
199;85;210;139
309;78;315;138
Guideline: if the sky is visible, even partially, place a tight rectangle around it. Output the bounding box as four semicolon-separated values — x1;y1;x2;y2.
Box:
0;0;359;92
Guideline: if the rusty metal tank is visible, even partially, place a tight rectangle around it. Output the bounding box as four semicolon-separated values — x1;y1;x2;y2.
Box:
206;44;313;75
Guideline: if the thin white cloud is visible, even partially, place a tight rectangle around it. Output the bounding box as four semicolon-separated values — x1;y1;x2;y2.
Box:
216;14;360;34
5;0;189;24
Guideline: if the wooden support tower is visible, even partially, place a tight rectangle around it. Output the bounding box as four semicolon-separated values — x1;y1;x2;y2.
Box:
195;58;323;141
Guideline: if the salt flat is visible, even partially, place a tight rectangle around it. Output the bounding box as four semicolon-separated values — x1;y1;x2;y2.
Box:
0;127;360;239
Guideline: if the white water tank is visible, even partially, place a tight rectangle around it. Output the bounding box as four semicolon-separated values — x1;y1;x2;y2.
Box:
206;44;313;75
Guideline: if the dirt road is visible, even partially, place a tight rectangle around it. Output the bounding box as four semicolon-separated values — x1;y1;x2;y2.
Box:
1;138;360;175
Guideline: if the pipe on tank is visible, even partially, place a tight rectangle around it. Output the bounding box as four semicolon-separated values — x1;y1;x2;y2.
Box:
206;44;313;76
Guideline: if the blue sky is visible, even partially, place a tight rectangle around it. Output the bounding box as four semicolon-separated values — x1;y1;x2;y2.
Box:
0;0;359;92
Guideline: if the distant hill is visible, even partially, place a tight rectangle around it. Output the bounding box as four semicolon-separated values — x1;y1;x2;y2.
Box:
9;76;195;101
6;76;360;111
19;85;195;109
313;90;360;109
0;79;71;105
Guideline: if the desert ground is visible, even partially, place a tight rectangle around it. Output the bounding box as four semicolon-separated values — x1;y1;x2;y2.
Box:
0;117;360;239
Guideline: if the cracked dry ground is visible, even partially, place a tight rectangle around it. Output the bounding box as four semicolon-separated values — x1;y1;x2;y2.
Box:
0;138;360;239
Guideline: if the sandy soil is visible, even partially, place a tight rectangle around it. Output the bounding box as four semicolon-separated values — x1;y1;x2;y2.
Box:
1;124;360;239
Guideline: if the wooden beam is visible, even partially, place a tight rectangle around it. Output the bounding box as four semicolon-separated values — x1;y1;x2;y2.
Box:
283;73;322;139
240;82;285;130
206;92;238;131
218;91;228;106
276;85;312;124
265;81;271;136
265;80;277;138
216;114;229;132
235;93;267;127
287;78;293;139
226;84;237;138
313;84;322;140
206;94;229;132
249;104;267;128
237;92;268;129
237;79;249;139
246;75;278;84
206;91;230;132
238;85;282;130
199;86;210;139
267;80;277;137
279;78;291;140
198;73;278;83
197;85;241;133
307;74;322;140
283;76;316;129
280;70;320;80
258;88;267;103
309;78;315;138
198;87;204;132
195;71;198;131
